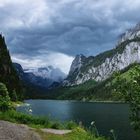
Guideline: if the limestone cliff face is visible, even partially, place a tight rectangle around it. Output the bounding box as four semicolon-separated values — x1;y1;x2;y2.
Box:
63;24;140;86
118;23;140;45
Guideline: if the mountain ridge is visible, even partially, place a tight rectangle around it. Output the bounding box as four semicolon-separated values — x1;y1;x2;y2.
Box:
13;63;65;89
24;66;66;82
56;63;140;101
63;24;140;86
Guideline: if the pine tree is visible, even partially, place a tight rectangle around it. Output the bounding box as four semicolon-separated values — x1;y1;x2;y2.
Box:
0;34;23;101
0;83;11;111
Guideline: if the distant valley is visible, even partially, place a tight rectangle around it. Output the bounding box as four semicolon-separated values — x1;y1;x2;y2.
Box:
47;23;140;101
1;23;140;101
13;63;66;98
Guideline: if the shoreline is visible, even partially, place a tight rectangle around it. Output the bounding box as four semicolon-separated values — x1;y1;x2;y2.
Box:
12;101;24;108
22;99;126;104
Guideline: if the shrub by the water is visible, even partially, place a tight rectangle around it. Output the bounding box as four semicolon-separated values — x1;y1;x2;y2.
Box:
0;83;11;111
114;66;140;133
0;109;78;130
11;90;18;102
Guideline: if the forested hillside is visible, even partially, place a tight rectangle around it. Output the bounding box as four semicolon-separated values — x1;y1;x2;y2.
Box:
46;63;140;101
0;35;23;100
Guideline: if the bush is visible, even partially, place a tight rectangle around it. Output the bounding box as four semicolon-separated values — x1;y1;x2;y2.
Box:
0;109;77;130
115;66;140;132
11;90;18;102
51;121;61;129
0;83;11;111
65;121;77;129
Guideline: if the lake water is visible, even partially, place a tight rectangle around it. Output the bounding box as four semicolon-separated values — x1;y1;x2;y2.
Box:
17;100;139;140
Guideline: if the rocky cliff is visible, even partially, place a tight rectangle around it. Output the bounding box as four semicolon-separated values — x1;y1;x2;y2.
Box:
63;24;140;86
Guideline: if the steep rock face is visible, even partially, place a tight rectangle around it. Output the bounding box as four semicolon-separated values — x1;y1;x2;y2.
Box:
68;54;86;75
118;23;140;45
64;24;140;86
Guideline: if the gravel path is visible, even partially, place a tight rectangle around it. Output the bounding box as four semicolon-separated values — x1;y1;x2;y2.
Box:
41;128;72;135
0;120;42;140
0;120;72;140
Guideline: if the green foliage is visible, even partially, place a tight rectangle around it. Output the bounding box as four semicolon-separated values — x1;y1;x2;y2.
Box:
51;121;62;129
65;127;106;140
114;65;140;133
0;109;107;140
47;80;98;100
66;37;140;84
0;83;11;111
23;80;98;100
11;90;18;102
0;109;78;129
0;35;23;101
38;127;107;140
65;121;77;129
48;63;140;102
90;121;99;137
110;129;117;140
85;64;140;101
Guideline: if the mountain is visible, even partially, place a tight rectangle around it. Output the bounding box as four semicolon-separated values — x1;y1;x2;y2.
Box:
24;66;66;83
0;35;23;100
63;23;140;86
14;63;66;89
51;63;139;101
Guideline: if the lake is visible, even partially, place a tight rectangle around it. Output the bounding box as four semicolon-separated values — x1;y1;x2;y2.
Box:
17;100;139;140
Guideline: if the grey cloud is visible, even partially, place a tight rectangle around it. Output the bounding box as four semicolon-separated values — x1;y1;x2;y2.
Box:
0;0;140;72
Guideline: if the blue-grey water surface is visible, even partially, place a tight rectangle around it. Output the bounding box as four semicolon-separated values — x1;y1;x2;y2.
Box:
17;100;139;140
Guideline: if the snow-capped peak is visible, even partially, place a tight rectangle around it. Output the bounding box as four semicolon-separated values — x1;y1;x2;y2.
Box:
24;66;66;82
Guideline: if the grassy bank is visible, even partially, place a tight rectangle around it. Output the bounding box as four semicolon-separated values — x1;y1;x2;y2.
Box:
0;109;107;140
0;82;107;140
38;127;106;140
0;110;77;129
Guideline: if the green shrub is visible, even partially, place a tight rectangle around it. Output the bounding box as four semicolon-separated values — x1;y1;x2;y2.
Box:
51;121;62;129
11;90;18;101
0;110;108;139
0;83;11;111
114;66;140;133
0;109;78;130
65;121;77;129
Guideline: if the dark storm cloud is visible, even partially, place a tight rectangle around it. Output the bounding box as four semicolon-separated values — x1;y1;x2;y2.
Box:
0;0;140;73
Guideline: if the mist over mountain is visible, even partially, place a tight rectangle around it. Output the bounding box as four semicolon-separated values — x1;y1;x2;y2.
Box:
24;66;66;83
13;63;66;89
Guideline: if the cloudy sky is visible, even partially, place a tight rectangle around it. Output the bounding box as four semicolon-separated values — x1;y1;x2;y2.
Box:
0;0;140;74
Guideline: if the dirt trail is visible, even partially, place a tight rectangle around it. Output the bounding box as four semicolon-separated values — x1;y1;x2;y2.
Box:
41;128;72;135
0;120;72;140
0;120;41;140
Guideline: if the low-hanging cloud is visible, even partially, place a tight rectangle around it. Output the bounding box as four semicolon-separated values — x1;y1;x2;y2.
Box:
0;0;140;73
12;52;74;74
